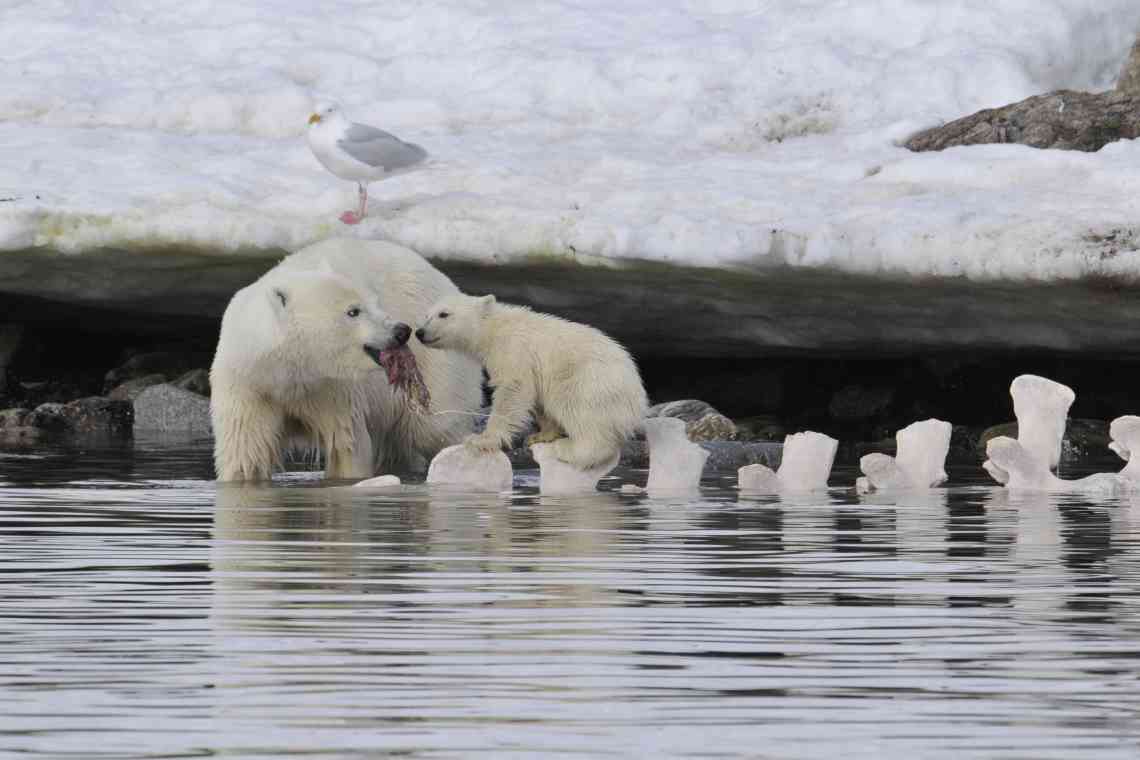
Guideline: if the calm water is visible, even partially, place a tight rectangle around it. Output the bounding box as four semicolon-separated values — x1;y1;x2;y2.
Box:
3;438;1140;759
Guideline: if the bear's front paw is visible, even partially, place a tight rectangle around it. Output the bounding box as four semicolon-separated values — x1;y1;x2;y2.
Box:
464;433;503;453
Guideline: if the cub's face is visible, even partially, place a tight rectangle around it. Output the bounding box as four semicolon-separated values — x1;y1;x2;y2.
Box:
271;274;412;379
415;293;494;352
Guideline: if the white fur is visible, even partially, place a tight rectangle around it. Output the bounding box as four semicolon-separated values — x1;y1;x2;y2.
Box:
210;238;483;481
417;293;648;469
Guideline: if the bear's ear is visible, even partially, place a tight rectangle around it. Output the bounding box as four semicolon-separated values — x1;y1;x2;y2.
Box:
478;294;496;313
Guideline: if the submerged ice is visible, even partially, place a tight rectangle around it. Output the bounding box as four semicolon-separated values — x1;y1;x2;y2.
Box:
644;417;709;495
738;431;838;494
426;444;513;492
857;419;952;494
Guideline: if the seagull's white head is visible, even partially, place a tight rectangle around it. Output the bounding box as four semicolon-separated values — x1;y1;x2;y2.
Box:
308;101;343;126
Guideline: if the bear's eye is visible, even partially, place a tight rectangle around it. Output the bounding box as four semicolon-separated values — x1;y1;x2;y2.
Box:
346;306;361;318
438;311;450;319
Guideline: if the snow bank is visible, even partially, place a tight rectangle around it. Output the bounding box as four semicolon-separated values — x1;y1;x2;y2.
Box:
2;0;1139;279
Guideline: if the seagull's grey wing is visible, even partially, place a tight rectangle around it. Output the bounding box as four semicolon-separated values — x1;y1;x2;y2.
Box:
338;122;428;171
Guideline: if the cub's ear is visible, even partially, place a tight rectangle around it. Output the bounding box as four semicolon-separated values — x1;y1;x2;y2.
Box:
478;294;496;312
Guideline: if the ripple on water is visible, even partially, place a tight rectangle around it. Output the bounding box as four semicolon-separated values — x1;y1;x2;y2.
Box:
2;441;1140;758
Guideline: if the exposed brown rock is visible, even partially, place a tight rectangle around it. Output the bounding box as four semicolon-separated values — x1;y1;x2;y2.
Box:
905;89;1140;153
1117;37;1140;96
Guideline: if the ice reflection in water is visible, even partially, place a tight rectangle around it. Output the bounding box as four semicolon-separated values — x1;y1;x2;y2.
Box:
2;441;1140;758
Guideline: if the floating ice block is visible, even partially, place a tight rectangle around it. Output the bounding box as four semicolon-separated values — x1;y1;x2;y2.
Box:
857;419;952;493
739;431;838;494
531;442;619;495
1010;375;1074;471
984;436;1124;495
644;417;709;495
426;444;513;492
1109;415;1140;482
353;474;401;488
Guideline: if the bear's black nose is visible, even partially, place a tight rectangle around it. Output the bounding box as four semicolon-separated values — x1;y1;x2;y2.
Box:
414;328;426;342
393;323;412;346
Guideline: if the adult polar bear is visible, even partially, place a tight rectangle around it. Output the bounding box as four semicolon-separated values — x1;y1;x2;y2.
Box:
210;238;482;481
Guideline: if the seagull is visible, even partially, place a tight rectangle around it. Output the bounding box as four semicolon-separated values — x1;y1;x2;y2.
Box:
306;101;429;225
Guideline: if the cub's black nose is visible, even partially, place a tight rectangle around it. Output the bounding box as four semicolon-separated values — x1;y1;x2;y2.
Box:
393;323;411;346
415;328;426;342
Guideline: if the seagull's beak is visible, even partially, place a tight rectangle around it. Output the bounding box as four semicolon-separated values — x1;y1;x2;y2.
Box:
308;113;321;125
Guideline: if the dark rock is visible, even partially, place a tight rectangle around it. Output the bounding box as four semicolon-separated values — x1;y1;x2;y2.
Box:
950;424;986;460
647;399;718;423
108;373;167;401
978;418;1110;460
735;415;786;442
619;440;647;468
173;368;211;397
829;385;894;421
58;397;133;435
1062;419;1111;459
648;399;737;441
29;403;69;432
701;441;782;471
133;384;212;435
0;407;39;441
104;351;206;394
686;412;737;441
905;89;1140;153
0;408;31;428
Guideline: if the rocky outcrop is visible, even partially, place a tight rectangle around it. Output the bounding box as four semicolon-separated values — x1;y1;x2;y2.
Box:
133;384;212;435
905;89;1140;153
907;37;1140;153
104;352;209;393
2;397;133;436
647;399;738;442
108;374;167;401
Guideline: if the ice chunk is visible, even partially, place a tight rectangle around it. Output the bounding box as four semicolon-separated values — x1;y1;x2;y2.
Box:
353;474;401;488
426;444;513;492
644;417;709;495
855;454;910;494
1109;415;1140;482
1010;375;1074;471
530;442;619;496
984;435;1128;495
739;431;838;494
857;418;952;493
778;431;838;490
737;463;782;493
983;436;1058;490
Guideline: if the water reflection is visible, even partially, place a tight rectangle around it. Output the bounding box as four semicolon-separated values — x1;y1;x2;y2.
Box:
4;444;1140;758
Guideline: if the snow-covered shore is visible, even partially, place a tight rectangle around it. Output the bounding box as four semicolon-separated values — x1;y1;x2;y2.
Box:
2;1;1140;281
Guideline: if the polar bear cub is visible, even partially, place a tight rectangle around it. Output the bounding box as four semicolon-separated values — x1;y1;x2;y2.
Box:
416;294;648;469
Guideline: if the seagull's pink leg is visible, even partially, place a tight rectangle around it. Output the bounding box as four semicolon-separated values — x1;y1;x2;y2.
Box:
339;183;367;225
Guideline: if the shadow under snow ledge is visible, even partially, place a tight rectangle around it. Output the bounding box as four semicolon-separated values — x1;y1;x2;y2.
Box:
6;243;1140;359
